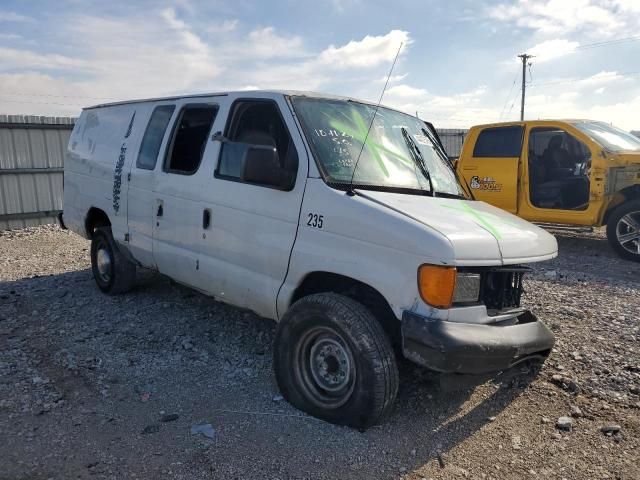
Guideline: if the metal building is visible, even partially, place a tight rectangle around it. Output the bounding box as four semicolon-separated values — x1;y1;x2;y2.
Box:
436;128;468;159
0;115;74;230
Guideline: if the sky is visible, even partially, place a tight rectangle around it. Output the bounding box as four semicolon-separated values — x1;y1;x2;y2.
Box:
0;0;639;129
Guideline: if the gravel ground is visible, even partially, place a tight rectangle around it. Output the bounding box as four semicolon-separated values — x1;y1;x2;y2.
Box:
0;225;638;480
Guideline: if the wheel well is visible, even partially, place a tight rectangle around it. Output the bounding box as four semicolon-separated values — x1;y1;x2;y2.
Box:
290;272;401;346
604;185;640;225
84;207;111;239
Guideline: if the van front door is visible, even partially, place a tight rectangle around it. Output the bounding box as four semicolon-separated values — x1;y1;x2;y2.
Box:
127;104;175;268
198;97;306;320
459;125;523;214
152;102;220;286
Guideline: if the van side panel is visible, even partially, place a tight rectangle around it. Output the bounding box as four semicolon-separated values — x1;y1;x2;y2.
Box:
64;105;141;243
277;179;454;321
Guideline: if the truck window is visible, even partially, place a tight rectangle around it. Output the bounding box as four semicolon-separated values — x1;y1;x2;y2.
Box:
137;105;175;170
165;104;218;174
528;127;590;211
216;100;298;184
473;126;523;157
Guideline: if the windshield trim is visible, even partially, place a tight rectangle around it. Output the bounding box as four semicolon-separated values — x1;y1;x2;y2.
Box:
288;94;468;198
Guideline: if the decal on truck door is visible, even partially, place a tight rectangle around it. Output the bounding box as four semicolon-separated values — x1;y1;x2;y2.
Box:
112;111;136;214
470;175;502;192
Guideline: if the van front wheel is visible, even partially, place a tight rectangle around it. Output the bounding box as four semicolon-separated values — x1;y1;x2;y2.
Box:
90;227;136;294
273;293;398;429
606;200;640;262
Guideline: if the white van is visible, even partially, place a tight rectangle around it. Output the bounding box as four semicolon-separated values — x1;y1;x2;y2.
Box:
63;90;558;428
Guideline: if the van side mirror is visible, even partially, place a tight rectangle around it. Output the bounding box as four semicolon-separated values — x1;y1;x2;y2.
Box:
242;145;292;190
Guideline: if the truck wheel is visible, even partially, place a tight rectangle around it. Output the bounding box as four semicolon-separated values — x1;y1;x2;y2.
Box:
90;227;136;294
606;200;640;262
273;293;398;429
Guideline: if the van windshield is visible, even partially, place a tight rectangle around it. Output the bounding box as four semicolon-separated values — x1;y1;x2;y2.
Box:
571;121;640;152
291;97;466;197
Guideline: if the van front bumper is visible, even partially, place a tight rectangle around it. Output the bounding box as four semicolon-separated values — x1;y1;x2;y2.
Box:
401;310;555;374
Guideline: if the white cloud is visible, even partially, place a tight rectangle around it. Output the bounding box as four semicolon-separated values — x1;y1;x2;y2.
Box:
386;84;428;98
377;73;408;84
207;19;238;34
488;0;639;36
580;70;628;86
317;30;410;68
0;7;414;117
526;39;580;62
0;11;34;22
0;47;88;71
245;27;305;59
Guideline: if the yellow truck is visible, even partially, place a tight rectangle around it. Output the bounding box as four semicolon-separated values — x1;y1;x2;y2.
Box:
454;120;640;262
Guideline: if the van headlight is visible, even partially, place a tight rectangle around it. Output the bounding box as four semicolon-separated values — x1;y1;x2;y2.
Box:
452;272;481;304
418;266;480;309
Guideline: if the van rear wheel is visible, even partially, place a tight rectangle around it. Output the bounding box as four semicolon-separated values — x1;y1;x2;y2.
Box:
90;227;136;294
273;293;398;429
606;200;640;262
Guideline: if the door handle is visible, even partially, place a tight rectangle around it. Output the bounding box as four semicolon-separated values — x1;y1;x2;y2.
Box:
202;209;211;229
157;204;163;217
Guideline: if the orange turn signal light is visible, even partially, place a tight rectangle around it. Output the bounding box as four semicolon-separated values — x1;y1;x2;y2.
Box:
418;265;457;309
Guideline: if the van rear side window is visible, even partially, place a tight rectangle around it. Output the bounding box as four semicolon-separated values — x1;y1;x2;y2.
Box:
137;105;175;170
166;104;218;174
473;126;523;158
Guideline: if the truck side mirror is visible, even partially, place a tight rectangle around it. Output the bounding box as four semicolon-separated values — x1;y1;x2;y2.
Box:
242;145;293;190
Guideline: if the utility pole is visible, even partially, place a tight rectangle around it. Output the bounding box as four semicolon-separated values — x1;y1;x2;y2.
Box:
518;53;533;121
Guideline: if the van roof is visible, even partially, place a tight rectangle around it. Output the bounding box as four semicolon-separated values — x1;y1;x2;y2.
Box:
85;90;368;110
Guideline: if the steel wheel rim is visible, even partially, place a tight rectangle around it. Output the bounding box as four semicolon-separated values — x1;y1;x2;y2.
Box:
616;211;640;255
96;241;112;283
294;326;356;409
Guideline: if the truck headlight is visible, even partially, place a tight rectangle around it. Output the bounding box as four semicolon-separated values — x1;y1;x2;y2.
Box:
452;273;481;304
418;266;481;309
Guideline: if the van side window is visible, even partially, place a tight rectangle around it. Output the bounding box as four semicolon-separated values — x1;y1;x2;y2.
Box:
216;100;298;187
165;104;218;174
137;105;175;170
473;126;523;157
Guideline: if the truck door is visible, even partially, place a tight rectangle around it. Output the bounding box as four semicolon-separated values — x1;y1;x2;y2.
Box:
197;96;307;320
459;125;523;214
519;123;600;225
152;101;220;286
127;104;175;268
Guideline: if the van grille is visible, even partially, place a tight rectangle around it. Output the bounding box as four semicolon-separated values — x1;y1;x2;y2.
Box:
480;266;528;311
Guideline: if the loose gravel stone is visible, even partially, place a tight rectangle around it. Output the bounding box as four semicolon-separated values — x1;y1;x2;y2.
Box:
556;416;573;431
1;225;639;479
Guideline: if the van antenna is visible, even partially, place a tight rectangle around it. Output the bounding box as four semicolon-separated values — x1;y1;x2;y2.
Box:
347;42;403;196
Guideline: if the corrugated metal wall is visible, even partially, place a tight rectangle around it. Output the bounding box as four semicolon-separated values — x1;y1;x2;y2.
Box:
0;115;75;230
436;128;468;159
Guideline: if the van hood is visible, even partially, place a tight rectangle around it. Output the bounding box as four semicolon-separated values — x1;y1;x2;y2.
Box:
356;190;557;265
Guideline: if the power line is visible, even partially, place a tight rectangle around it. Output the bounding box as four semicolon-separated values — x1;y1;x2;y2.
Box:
0;91;115;100
498;70;519;120
574;35;640;51
0;97;84;107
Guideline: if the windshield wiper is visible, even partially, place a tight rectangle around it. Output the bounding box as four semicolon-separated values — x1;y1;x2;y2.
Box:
421;127;475;200
401;127;435;197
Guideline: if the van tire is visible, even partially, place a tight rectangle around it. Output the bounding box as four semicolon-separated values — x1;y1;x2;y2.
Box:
273;293;398;429
606;200;640;262
90;227;136;294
